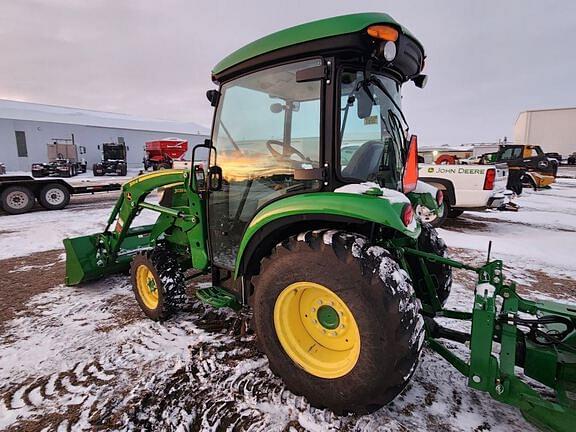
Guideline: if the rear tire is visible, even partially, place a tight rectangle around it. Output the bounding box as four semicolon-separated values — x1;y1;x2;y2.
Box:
38;184;70;210
1;186;35;214
130;246;186;321
252;230;424;414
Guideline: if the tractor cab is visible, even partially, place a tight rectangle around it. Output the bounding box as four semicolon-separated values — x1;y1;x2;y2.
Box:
206;12;427;270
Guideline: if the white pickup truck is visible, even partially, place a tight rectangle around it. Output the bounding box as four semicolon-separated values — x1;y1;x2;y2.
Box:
416;163;511;226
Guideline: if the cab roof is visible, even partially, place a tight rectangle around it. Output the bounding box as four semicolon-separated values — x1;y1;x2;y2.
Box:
212;12;423;79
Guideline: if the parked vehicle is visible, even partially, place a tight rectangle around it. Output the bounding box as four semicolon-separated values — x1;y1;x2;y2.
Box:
0;163;5;175
0;175;121;214
545;152;563;164
63;13;576;430
418;163;511;226
480;144;557;189
568;152;576;165
93;142;128;176
31;139;87;178
143;138;188;170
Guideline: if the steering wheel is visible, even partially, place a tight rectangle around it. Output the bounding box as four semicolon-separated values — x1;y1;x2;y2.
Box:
266;140;310;162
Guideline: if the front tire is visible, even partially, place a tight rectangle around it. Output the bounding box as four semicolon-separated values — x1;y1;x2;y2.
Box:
252;230;424;414
130;246;187;321
406;223;452;306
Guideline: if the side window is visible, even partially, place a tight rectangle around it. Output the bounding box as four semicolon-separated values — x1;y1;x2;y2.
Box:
15;131;27;157
501;147;522;160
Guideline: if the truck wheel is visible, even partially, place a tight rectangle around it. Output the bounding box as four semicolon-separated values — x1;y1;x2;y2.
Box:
92;164;103;176
130;246;187;321
523;173;538;190
38;184;70;210
406;223;452;306
252;230;424;414
1;186;35;214
415;202;447;227
120;165;127;176
158;163;171;170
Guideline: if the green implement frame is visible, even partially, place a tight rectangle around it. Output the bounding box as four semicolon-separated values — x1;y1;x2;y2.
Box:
401;247;576;432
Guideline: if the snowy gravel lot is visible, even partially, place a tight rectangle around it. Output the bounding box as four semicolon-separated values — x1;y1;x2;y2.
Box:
0;176;575;431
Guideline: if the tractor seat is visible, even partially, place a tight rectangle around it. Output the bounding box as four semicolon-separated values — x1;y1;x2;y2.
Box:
341;140;384;181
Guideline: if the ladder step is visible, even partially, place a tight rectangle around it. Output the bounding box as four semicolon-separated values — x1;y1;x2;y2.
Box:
196;286;241;310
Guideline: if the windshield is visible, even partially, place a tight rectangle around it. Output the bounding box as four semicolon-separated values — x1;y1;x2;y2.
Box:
339;71;408;190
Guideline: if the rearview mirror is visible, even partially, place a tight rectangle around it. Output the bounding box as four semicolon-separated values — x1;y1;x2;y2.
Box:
412;74;428;89
206;89;220;107
356;87;373;119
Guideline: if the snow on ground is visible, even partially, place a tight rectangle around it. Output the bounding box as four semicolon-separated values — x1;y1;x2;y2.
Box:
439;178;576;274
0;175;575;431
0;191;160;260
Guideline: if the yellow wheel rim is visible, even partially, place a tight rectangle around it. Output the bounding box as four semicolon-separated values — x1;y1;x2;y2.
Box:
273;281;360;379
136;264;159;309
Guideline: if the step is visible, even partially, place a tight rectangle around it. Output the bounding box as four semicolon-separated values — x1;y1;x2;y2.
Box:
196;286;242;310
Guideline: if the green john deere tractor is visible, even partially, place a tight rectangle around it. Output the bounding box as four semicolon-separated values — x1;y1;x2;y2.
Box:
64;13;576;431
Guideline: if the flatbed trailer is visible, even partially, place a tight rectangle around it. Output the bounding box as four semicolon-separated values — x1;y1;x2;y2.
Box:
0;175;122;215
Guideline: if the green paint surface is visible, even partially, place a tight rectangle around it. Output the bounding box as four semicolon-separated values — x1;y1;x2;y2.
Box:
213;12;422;76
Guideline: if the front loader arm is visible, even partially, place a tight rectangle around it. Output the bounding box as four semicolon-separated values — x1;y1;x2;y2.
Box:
64;169;201;285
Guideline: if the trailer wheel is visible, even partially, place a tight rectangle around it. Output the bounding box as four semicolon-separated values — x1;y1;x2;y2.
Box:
1;186;35;214
252;230;424;414
130;246;187;321
38;184;70;210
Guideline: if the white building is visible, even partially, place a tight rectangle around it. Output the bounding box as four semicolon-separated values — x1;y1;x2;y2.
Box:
0;99;209;172
514;107;576;156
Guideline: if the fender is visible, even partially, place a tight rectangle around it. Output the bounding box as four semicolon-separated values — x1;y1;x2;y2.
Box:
235;190;420;278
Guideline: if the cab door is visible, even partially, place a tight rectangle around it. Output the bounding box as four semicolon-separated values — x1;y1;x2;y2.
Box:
208;59;323;271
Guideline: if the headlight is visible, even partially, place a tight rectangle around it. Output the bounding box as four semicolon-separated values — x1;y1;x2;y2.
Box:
383;41;397;61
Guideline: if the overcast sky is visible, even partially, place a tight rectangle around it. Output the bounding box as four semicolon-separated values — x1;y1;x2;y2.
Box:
1;0;575;145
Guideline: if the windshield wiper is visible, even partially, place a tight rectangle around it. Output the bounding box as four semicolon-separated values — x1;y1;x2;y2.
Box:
368;77;409;131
